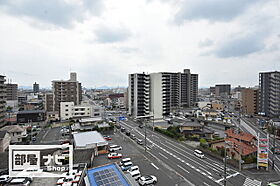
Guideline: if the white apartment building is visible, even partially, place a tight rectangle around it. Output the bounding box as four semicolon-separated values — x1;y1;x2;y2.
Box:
60;102;103;120
0;125;27;143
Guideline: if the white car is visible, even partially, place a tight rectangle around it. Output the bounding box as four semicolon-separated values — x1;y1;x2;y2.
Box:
56;175;80;185
108;153;122;159
9;178;31;185
138;175;157;185
127;165;139;173
109;145;122;152
60;169;82;177
129;170;141;180
0;175;11;184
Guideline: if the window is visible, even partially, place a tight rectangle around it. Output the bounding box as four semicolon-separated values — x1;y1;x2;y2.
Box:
65;114;68;116
65;109;68;111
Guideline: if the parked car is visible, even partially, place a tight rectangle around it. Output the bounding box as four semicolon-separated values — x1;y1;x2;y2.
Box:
0;175;11;184
9;178;32;186
138;175;157;185
119;158;131;166
56;175;79;185
103;136;112;141
121;128;126;132
108;153;122;159
129;170;141;180
60;169;82;177
138;125;144;129
127;165;139;173
121;162;133;171
109;145;122;152
126;131;131;136
137;139;144;145
130;134;136;140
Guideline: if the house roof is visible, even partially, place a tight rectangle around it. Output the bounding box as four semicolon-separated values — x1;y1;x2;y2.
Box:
180;121;202;127
225;128;256;142
17;110;45;114
0;131;8;139
225;138;257;156
73;131;108;148
0;125;25;133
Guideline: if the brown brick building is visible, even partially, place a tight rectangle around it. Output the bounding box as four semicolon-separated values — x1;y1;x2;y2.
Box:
241;88;259;115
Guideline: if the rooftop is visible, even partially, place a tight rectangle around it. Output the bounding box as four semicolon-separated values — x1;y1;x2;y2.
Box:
0;125;25;133
87;164;130;186
225;138;257;156
225;129;256;142
17;110;45;114
80;117;103;123
0;131;8;139
73;131;108;148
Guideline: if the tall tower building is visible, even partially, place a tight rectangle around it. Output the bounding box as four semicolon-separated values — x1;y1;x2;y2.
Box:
259;71;280;117
33;82;39;93
128;69;198;119
241;88;259;115
0;75;6;126
6;83;18;100
128;73;150;118
52;72;82;112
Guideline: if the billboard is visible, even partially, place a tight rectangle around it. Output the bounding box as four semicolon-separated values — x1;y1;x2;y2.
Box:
257;134;269;170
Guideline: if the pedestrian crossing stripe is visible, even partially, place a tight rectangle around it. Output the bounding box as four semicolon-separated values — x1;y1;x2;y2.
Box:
243;177;261;186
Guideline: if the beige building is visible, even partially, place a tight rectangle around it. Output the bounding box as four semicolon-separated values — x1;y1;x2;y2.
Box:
0;131;11;152
241;88;258;115
0;125;27;143
52;72;82;113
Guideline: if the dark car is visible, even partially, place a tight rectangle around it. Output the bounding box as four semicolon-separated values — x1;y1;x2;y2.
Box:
126;131;131;136
121;128;126;132
138;125;144;129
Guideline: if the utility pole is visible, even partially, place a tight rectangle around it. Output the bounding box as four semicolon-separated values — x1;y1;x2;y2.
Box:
224;142;227;186
272;121;276;170
144;119;147;152
238;111;242;171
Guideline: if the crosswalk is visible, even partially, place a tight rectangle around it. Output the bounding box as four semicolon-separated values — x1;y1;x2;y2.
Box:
243;177;262;186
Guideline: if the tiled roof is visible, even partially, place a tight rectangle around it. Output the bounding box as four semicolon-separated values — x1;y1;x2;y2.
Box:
0;131;8;139
225;138;257;156
225;129;256;142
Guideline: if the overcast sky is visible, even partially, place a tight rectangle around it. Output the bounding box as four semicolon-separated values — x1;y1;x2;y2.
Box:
0;0;279;88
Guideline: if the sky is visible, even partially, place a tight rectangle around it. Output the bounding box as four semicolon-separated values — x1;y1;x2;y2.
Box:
0;0;279;88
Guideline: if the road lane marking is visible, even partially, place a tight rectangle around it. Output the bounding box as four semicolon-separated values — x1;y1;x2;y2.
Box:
151;163;159;170
159;152;168;159
203;182;210;186
177;165;190;173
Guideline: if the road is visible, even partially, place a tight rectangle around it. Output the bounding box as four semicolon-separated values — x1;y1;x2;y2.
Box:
239;117;280;175
119;119;262;186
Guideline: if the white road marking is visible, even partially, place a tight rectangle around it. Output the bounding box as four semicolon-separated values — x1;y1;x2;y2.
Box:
159;152;168;159
151;163;159;170
203;182;210;186
177;164;190;173
243;177;261;186
216;172;240;183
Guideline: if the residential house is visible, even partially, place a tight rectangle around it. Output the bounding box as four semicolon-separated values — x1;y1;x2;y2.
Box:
0;131;11;152
179;121;214;139
0;125;27;143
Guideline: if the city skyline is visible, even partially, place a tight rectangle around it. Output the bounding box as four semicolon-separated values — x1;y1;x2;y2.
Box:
0;0;279;88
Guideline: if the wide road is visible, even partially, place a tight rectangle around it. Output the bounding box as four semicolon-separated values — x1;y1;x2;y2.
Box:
119;119;261;186
240;117;280;175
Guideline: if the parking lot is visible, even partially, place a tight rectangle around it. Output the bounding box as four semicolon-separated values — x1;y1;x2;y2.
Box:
93;129;187;186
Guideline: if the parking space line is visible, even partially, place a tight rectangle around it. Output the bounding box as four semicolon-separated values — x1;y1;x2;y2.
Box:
151;163;159;170
159;152;168;159
177;164;189;173
203;182;210;186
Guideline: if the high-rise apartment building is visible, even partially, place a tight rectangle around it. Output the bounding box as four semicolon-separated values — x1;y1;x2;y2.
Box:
128;73;150;118
6;83;18;100
45;93;54;112
52;72;82;112
0;75;6;126
259;71;280;117
33;82;39;93
128;69;198;119
215;84;231;97
241;88;259;115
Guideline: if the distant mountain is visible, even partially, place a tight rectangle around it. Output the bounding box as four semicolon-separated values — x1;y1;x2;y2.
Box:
18;86;32;89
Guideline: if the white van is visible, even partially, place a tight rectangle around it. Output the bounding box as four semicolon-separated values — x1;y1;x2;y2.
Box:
194;149;205;158
119;158;131;166
129;170;141;180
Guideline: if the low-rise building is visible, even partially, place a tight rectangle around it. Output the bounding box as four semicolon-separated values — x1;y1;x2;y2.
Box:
17;110;46;123
46;111;60;122
0;125;27;143
0;131;11;152
179;121;214;139
60;102;103;120
73;131;108;156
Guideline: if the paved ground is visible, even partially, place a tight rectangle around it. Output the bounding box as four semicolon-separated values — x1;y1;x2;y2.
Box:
93;130;185;186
